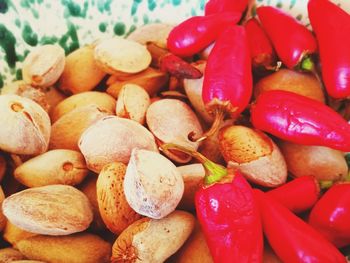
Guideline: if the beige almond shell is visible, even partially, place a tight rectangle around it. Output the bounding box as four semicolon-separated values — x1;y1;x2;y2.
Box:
177;164;205;211
58;45;106;95
50;91;116;123
97;162;141;235
106;67;169;98
49;104;112;151
127;23;174;49
111;210;195;263
116;84;151;124
2;185;93;235
4;221;37;245
14;149;89;187
11;261;46;263
78;116;158;173
0;94;51;155
0;247;26;263
15;233;111;263
146;99;203;163
94;37;152;75
279;141;348;181
124;149;184;219
22;45;65;89
0;186;6;232
41;86;66;114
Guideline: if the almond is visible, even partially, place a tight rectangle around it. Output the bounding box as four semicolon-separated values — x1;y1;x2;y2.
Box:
0;248;26;262
4;221;37;245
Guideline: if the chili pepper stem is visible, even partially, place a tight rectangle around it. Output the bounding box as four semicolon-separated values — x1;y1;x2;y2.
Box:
319;180;334;189
300;56;315;72
159;143;228;185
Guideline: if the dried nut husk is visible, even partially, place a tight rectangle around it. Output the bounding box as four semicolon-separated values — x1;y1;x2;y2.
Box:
14;149;89;187
177;164;205;211
0;95;51;155
79;175;106;231
2;185;93;235
42;86;66;113
221;125;287;187
49;104;111;151
200;43;214;60
183;61;213;124
22;45;65;89
79;116;158;173
4;222;37;245
254;68;325;103
94;37;152;75
97;162;141;235
0;154;6;182
50;91;116;123
111;210;194;263
0;247;26;262
116;84;151;124
279;141;348;181
58;45;106;95
127;23;174;48
106;67;169;98
0;186;6;232
1;81;50;112
15;233;111;263
146;99;203;163
124;149;184;219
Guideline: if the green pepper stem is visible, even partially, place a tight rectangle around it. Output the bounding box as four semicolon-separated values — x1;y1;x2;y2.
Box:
300;56;315;72
319;180;333;190
159;143;228;185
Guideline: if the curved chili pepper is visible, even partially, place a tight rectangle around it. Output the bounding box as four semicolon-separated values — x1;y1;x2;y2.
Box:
309;183;350;248
254;189;346;263
308;0;350;98
257;6;317;71
250;90;350;152
244;17;277;69
167;12;241;57
267;176;320;214
160;144;263;263
205;0;248;16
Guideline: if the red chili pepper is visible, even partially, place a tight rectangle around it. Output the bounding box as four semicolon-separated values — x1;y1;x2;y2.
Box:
250;90;350;152
308;0;350;99
309;183;350;248
167;12;241;57
257;6;317;71
267;176;320;214
254;189;346;263
244;17;277;69
160;144;263;263
205;0;248;16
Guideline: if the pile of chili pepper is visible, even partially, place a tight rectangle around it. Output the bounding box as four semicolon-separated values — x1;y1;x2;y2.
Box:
164;0;350;262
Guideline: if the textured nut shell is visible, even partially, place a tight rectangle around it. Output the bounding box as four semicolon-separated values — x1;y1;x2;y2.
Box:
42;86;66;114
107;67;169;98
50;91;116;123
97;162;141;234
14;149;89;187
22;45;65;89
177;164;205;211
254;69;325;103
116;84;150;124
0;95;51;155
228;142;288;187
49;104;111;151
146;99;203;163
58;45;106;94
124;149;184;219
11;261;46;263
127;23;174;48
94;37;151;75
0;248;26;263
280;142;348;181
4;222;37;245
79;116;158;173
112;210;195;263
15;233;111;263
3;185;93;235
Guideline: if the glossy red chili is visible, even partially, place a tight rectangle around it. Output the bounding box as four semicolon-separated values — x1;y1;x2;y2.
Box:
251;90;350;152
167;12;240;57
308;0;350;98
254;189;346;263
205;0;248;16
257;6;317;70
244;17;276;69
309;183;350;248
267;176;320;214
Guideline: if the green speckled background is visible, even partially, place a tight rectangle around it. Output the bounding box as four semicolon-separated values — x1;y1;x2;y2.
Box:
0;0;349;88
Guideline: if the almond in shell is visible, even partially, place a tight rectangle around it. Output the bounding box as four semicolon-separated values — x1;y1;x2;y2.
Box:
0;247;26;263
